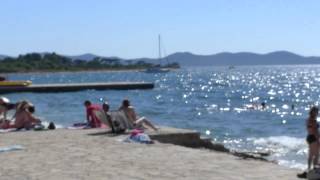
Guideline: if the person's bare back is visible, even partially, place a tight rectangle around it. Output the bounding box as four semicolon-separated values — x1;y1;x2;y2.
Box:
120;99;158;131
124;106;137;123
14;109;40;129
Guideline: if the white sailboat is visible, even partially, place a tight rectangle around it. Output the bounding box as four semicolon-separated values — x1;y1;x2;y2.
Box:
144;35;170;73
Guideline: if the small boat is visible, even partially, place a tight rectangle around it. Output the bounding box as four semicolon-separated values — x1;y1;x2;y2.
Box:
144;66;170;73
0;75;32;87
0;80;32;87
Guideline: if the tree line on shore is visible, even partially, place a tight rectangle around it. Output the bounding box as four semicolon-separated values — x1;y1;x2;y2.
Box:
0;53;179;73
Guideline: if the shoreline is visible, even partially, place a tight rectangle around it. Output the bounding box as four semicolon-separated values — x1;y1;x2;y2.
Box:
0;127;299;179
0;67;180;76
0;68;145;76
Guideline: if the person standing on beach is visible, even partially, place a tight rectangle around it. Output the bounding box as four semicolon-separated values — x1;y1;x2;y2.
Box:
84;100;103;128
306;106;319;170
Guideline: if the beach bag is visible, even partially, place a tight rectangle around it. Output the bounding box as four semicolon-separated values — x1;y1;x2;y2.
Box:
112;120;126;134
48;122;56;130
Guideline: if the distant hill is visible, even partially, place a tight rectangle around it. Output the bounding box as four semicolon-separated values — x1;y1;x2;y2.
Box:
2;51;320;66
67;53;100;61
138;51;320;66
0;53;155;73
0;55;8;59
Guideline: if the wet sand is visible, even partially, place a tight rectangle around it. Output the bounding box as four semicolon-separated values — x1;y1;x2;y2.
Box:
0;129;299;180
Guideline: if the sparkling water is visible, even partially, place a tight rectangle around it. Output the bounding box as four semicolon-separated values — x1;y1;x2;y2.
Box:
5;65;320;169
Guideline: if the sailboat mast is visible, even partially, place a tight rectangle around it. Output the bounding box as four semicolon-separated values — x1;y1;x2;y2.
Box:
158;34;162;62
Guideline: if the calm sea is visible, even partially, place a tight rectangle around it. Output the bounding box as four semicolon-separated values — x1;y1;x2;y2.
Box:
5;65;319;169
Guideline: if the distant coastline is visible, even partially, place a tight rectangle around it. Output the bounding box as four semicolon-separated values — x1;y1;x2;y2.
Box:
0;68;142;75
0;52;179;73
0;67;181;75
1;50;320;73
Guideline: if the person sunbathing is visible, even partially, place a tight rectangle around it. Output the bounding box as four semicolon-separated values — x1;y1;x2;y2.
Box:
119;99;158;131
0;100;41;129
102;102;115;133
14;101;41;129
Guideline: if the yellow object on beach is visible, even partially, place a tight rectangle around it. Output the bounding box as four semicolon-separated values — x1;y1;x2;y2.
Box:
0;80;32;87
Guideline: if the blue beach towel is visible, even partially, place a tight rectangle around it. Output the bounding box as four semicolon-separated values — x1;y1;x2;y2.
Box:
0;145;24;153
129;133;153;144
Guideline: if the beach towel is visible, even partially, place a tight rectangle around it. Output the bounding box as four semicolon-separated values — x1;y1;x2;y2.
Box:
67;122;108;130
67;125;90;130
0;145;24;153
0;128;18;133
124;129;154;144
0;122;51;132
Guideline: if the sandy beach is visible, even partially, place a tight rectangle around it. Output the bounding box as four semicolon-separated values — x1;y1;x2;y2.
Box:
0;128;300;180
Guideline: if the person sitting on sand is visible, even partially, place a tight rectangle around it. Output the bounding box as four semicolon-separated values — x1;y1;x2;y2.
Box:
102;102;115;133
102;102;126;134
0;100;41;129
14;101;41;129
306;106;319;170
84;100;103;128
119;99;158;131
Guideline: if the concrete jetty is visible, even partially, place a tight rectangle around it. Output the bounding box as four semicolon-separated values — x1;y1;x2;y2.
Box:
0;82;154;94
148;126;229;152
147;126;269;160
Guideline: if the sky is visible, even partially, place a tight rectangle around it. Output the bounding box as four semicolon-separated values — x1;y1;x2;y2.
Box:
0;0;320;59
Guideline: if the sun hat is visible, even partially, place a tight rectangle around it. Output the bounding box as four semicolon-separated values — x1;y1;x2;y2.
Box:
0;97;10;104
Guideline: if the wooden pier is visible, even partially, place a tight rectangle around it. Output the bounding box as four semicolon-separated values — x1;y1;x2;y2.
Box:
0;82;154;94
